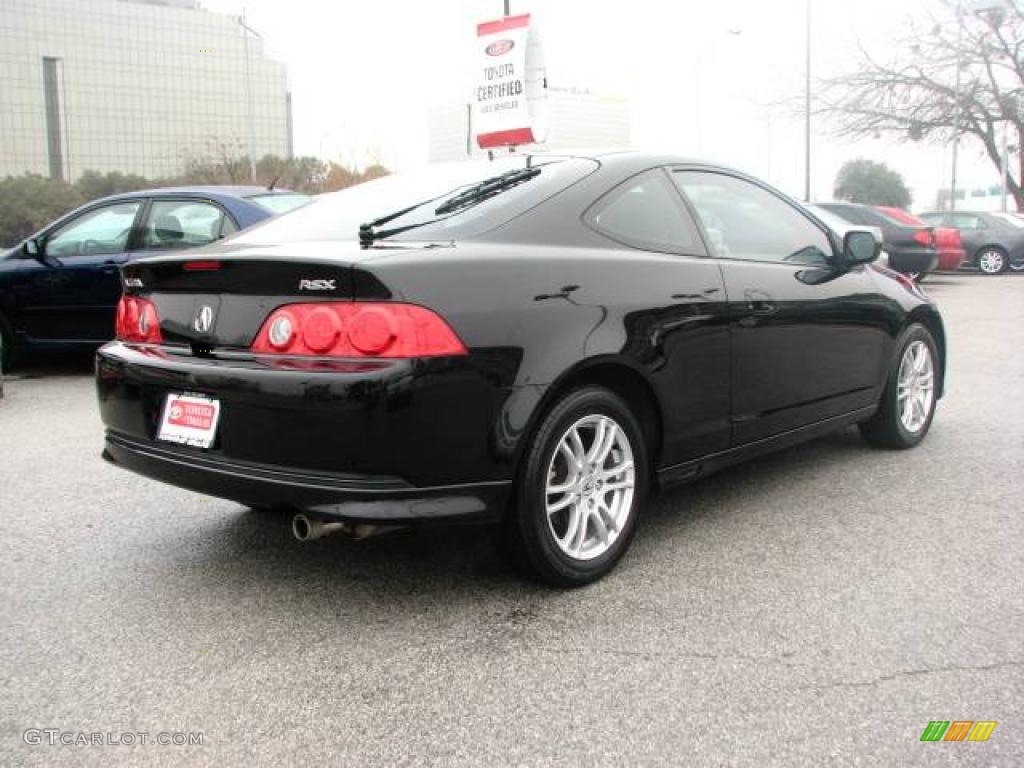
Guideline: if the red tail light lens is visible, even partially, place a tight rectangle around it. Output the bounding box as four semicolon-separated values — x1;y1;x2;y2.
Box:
251;303;467;358
183;260;221;271
115;296;163;343
913;229;934;247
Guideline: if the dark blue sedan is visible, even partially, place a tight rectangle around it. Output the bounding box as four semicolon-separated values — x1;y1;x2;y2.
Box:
0;186;308;369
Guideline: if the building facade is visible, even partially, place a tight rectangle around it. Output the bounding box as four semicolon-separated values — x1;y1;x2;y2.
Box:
428;88;631;163
0;0;291;181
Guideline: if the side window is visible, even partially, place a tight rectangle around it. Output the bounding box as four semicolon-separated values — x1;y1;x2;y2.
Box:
586;171;704;255
673;171;833;266
45;202;142;257
141;200;234;250
219;215;239;237
951;213;984;230
919;213;946;226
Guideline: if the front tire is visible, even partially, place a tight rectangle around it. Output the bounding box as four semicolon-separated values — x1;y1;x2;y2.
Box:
0;313;15;374
976;247;1008;275
859;324;939;449
509;387;648;587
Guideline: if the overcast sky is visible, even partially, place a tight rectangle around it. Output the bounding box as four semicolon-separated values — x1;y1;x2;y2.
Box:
204;0;1001;209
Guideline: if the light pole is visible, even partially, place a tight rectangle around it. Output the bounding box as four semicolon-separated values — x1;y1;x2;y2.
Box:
950;1;963;211
950;0;1008;211
804;0;812;202
239;9;260;183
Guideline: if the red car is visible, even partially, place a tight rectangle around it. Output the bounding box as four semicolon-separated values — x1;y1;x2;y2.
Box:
876;207;965;272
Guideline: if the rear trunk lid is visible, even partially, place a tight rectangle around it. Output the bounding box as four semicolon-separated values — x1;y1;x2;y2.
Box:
121;242;399;350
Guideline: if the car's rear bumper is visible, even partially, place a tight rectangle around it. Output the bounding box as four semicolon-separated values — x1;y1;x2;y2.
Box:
936;248;966;271
95;342;518;522
102;431;510;523
887;248;938;274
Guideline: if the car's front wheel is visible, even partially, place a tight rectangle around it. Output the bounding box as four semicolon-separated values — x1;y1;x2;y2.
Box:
860;324;939;449
509;386;648;587
976;247;1008;275
0;313;15;374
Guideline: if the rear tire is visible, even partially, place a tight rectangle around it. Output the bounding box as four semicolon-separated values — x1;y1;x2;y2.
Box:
508;386;648;587
0;313;15;374
859;324;939;449
976;247;1007;275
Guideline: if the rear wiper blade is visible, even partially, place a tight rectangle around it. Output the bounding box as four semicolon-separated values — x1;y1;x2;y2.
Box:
359;217;449;247
359;166;542;247
434;167;541;216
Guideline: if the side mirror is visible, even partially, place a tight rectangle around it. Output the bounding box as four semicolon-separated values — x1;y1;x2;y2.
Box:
21;238;41;259
842;230;880;267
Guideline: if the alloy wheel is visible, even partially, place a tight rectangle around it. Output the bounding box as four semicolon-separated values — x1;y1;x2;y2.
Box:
897;340;935;434
977;249;1006;274
544;414;635;561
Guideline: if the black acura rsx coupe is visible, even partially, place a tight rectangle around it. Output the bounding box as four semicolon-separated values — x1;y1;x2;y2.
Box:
95;151;946;586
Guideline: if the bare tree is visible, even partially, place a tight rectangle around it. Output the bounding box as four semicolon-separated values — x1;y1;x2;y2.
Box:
819;1;1024;210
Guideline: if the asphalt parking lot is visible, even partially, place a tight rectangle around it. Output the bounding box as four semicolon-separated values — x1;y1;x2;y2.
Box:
1;274;1022;767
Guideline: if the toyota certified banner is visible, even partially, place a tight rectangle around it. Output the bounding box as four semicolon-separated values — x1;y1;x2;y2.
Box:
473;13;547;149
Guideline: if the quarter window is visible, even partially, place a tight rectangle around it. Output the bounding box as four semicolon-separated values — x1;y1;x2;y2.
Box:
141;200;234;249
587;171;703;255
45;201;141;257
674;172;833;265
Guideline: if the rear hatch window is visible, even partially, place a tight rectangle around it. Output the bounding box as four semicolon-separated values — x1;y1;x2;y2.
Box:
231;156;598;245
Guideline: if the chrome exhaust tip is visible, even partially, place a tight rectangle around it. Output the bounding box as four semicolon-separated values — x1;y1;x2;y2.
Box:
291;513;403;542
291;513;345;542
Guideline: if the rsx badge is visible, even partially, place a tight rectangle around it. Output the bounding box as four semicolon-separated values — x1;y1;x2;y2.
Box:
299;279;336;291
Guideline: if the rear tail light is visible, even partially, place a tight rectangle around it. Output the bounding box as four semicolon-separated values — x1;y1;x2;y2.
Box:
115;296;163;343
251;303;467;358
913;229;934;247
183;260;221;271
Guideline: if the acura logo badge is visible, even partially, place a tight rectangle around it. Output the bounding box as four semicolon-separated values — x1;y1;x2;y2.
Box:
194;305;214;334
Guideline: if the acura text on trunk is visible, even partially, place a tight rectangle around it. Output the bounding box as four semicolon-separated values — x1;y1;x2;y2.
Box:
96;152;946;585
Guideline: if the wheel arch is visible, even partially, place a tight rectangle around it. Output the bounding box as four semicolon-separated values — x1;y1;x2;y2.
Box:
906;306;946;398
513;356;665;486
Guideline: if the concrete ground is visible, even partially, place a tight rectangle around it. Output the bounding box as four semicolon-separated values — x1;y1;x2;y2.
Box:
1;274;1022;766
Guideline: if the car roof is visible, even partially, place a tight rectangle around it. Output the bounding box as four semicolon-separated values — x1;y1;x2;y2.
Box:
918;210;996;219
512;148;743;174
89;185;297;206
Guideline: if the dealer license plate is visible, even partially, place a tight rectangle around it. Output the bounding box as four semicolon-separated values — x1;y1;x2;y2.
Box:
157;393;221;449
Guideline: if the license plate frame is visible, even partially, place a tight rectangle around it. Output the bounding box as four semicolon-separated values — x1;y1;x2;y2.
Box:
157;393;221;449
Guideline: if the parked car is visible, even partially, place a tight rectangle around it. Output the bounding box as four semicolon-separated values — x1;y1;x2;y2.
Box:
918;210;1024;274
96;152;945;586
816;201;938;280
804;205;892;268
875;206;966;273
1000;213;1024;270
0;186;309;370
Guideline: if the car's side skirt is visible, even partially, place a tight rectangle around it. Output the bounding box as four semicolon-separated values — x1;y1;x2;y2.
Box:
656;404;879;489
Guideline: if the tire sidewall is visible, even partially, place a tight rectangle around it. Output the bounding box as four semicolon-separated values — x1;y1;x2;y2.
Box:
0;312;13;373
887;325;939;447
517;387;648;585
